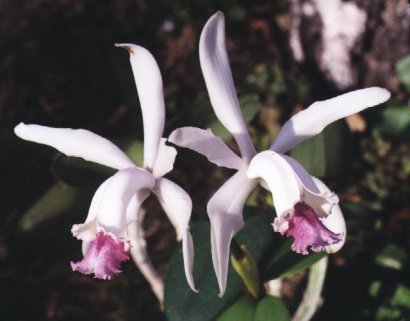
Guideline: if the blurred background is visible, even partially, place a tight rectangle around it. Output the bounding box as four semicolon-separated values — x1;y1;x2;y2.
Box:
1;0;409;320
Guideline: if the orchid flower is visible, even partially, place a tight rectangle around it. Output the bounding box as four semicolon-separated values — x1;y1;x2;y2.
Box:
169;11;391;296
14;44;196;292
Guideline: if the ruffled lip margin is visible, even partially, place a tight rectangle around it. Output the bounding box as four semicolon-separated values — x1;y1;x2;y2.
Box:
273;203;343;255
71;230;130;280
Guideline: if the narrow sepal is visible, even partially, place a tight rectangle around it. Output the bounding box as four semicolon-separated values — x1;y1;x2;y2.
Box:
199;12;256;159
168;127;245;170
270;87;391;153
116;44;166;170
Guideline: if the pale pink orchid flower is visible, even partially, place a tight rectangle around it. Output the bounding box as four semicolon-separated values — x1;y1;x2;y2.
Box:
15;44;196;292
169;12;390;296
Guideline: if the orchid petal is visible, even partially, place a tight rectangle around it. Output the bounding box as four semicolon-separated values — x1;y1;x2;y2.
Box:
115;44;165;170
126;190;151;223
282;155;339;217
152;177;197;292
97;167;155;236
207;169;258;296
86;179;112;224
199;12;256;160
270;87;391;153
312;177;346;253
14;123;135;170
72;178;112;253
247;151;301;219
168;127;245;170
152;138;177;179
181;229;196;292
152;178;192;238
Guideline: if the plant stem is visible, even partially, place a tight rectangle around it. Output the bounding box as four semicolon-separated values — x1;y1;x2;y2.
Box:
127;210;164;306
292;256;328;321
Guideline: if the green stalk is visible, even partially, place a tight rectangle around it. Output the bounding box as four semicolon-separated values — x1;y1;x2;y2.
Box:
292;256;328;321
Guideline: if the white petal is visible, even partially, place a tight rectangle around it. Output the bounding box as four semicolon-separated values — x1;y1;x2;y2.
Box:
152;178;192;237
115;44;165;170
152;177;196;292
168;127;245;170
182;229;197;293
247;151;301;218
199;12;256;160
152;138;177;178
283;155;339;217
97;167;155;236
15;123;135;170
270;87;391;153
126;189;151;223
72;178;112;246
207;169;258;296
312;177;346;253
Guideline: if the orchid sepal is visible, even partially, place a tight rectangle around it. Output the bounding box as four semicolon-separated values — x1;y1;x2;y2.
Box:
270;87;391;154
115;43;165;170
169;126;245;170
199;12;256;160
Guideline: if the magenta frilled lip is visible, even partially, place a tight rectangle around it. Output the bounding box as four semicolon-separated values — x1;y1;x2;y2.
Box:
71;230;130;279
275;203;343;255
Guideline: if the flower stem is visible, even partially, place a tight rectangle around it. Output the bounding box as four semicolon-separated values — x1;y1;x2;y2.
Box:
292;256;328;321
127;210;164;306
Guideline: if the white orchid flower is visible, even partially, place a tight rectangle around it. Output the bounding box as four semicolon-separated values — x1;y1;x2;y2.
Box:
169;11;390;296
14;44;196;292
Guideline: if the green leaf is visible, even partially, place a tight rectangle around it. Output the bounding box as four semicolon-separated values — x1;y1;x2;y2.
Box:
164;211;275;321
261;237;326;281
218;295;290;321
290;128;326;177
253;296;290;321
18;182;92;232
208;120;232;142
165;207;330;321
290;121;349;178
164;220;242;321
377;103;410;137
396;55;410;91
217;296;256;321
123;140;144;166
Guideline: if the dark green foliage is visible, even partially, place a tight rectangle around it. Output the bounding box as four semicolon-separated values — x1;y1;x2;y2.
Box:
165;209;324;321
